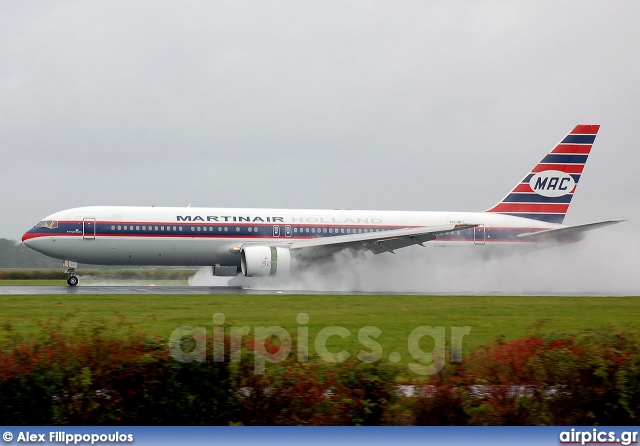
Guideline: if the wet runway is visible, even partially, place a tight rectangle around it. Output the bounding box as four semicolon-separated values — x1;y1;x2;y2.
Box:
0;286;450;295
0;286;635;296
0;285;436;295
0;286;285;295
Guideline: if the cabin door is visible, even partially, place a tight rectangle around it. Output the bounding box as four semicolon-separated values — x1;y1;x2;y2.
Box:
474;224;485;245
83;218;96;240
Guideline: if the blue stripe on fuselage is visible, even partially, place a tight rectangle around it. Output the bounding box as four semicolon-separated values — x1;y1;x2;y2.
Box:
496;213;565;224
502;193;573;203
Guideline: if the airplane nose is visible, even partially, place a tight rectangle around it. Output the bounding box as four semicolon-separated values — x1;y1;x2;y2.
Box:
22;229;50;255
22;230;35;244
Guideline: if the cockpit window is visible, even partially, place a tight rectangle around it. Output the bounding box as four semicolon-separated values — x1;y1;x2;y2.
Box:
35;220;58;229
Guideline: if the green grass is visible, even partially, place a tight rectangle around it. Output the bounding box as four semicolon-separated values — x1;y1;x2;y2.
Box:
1;294;638;368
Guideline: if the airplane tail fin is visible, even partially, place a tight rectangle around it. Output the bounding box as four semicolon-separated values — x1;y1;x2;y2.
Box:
485;124;600;224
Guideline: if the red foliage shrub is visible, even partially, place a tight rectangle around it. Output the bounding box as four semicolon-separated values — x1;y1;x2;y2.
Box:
1;320;638;426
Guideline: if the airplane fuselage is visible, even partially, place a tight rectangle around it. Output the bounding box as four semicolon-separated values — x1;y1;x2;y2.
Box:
22;206;559;267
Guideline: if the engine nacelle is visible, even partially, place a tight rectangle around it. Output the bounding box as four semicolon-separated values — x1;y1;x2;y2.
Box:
240;246;291;277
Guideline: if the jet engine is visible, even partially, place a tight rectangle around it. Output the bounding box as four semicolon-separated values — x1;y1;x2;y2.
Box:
240;246;291;277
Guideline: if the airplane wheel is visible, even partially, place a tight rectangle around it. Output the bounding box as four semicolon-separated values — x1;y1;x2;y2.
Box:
67;276;79;287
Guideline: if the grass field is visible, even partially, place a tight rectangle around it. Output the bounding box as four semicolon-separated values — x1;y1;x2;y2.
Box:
1;293;638;370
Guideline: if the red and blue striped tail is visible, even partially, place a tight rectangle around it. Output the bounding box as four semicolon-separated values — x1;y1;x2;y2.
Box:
486;124;600;224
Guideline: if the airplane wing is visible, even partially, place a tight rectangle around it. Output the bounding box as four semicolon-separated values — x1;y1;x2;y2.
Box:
516;220;623;243
286;223;477;257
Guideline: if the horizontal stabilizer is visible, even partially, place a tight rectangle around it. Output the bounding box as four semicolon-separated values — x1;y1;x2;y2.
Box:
516;220;623;242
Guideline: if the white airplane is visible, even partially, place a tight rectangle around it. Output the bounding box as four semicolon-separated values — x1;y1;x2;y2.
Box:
23;124;621;286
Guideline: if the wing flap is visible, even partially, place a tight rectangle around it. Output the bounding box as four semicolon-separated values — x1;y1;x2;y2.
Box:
364;233;438;254
288;223;476;256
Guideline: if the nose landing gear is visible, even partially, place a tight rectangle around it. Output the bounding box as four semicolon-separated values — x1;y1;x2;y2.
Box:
66;272;79;287
63;260;79;287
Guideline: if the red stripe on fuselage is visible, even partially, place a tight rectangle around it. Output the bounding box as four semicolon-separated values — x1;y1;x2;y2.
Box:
488;203;569;213
22;232;80;241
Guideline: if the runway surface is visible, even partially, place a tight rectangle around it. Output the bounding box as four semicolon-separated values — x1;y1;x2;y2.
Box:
0;286;256;295
0;286;438;295
0;286;637;296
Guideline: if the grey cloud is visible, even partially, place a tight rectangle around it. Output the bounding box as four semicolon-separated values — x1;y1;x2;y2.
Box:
1;1;638;240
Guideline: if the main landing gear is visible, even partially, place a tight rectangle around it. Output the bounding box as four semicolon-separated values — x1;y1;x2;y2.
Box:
63;260;79;287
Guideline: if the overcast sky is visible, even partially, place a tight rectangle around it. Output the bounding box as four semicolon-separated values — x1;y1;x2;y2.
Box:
1;1;638;241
